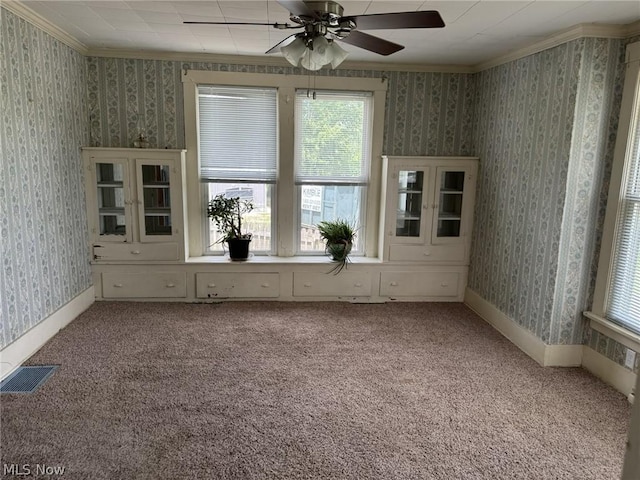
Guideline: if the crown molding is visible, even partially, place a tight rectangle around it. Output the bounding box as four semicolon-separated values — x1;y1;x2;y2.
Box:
87;48;475;74
1;1;88;54
623;20;640;38
473;22;637;72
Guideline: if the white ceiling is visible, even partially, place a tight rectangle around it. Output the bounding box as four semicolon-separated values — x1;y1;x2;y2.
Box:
15;1;640;66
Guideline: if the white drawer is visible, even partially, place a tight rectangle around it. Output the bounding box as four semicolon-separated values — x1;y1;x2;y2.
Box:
293;272;372;297
389;244;464;262
94;243;179;261
380;272;460;297
196;273;279;298
102;272;186;298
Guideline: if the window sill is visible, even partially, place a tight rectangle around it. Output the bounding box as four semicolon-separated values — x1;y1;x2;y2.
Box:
584;311;640;352
186;255;383;265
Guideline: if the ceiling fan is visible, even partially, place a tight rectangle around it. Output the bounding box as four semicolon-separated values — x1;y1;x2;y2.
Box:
184;0;445;70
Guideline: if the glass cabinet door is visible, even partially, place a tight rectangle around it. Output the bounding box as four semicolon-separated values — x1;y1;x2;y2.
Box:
137;160;174;241
95;161;131;241
433;168;467;242
395;168;427;239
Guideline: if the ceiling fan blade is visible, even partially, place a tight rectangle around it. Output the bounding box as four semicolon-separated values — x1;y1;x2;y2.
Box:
184;21;275;26
339;31;404;56
277;0;320;19
343;11;445;30
265;34;298;54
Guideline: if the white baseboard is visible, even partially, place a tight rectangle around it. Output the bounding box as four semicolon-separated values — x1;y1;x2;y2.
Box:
544;344;583;367
0;287;95;380
464;288;583;367
582;346;637;397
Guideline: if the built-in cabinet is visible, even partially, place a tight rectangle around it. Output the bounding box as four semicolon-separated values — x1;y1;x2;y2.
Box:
83;148;187;262
85;149;478;302
380;156;478;264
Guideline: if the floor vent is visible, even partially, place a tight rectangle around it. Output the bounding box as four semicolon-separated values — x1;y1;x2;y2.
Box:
0;366;58;394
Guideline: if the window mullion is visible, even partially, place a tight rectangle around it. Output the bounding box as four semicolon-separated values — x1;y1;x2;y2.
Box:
277;87;296;257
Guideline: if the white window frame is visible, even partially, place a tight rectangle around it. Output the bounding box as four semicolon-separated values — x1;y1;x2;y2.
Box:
182;70;387;258
294;90;374;255
586;41;640;352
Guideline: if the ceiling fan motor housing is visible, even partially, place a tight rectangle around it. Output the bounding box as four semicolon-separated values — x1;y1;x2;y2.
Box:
292;1;355;39
291;2;344;27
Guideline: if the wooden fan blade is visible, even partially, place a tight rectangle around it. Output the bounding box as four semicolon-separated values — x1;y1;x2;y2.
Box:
339;31;404;56
343;11;445;30
265;34;297;54
277;0;320;19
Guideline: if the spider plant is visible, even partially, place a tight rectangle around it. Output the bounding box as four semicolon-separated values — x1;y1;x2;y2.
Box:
317;219;356;274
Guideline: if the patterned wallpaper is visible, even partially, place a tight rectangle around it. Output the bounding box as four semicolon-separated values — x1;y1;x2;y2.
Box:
470;40;584;343
469;37;629;355
86;57;476;157
0;9;92;349
552;38;624;343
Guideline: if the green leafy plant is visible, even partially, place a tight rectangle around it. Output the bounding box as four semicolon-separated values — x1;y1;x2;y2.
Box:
317;219;356;274
207;194;254;242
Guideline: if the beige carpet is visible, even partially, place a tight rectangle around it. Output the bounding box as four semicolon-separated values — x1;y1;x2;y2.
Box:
0;302;631;479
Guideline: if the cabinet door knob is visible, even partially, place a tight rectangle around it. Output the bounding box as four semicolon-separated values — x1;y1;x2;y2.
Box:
390;281;398;287
113;283;123;288
261;283;270;288
166;283;176;288
423;252;431;256
303;283;312;287
208;283;216;288
354;282;363;287
441;283;449;287
131;250;141;255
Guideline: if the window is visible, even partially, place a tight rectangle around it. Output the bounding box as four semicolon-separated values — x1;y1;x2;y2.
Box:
588;41;640;348
197;85;277;253
183;70;387;258
295;90;372;253
608;67;640;334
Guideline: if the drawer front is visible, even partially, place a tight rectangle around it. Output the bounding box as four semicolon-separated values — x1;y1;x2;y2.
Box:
293;272;372;297
94;243;179;261
380;272;460;297
389;244;464;262
196;273;279;298
102;272;186;298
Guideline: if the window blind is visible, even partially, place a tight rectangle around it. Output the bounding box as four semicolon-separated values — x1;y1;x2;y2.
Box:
607;81;640;334
198;85;277;183
294;90;372;185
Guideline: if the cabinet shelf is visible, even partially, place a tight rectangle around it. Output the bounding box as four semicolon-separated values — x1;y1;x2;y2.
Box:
144;208;171;216
143;182;170;188
438;215;462;221
440;189;463;194
98;208;125;215
97;182;123;188
398;189;423;194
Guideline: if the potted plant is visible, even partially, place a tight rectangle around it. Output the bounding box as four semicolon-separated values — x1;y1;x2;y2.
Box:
317;219;355;274
207;194;254;260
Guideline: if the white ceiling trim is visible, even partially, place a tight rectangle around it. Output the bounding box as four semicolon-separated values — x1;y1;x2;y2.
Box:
3;1;638;74
474;22;638;72
623;20;640;38
1;1;88;54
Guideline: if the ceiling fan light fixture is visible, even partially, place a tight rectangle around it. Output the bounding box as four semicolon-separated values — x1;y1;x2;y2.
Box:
281;36;307;67
327;40;348;69
282;34;348;71
300;47;324;71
